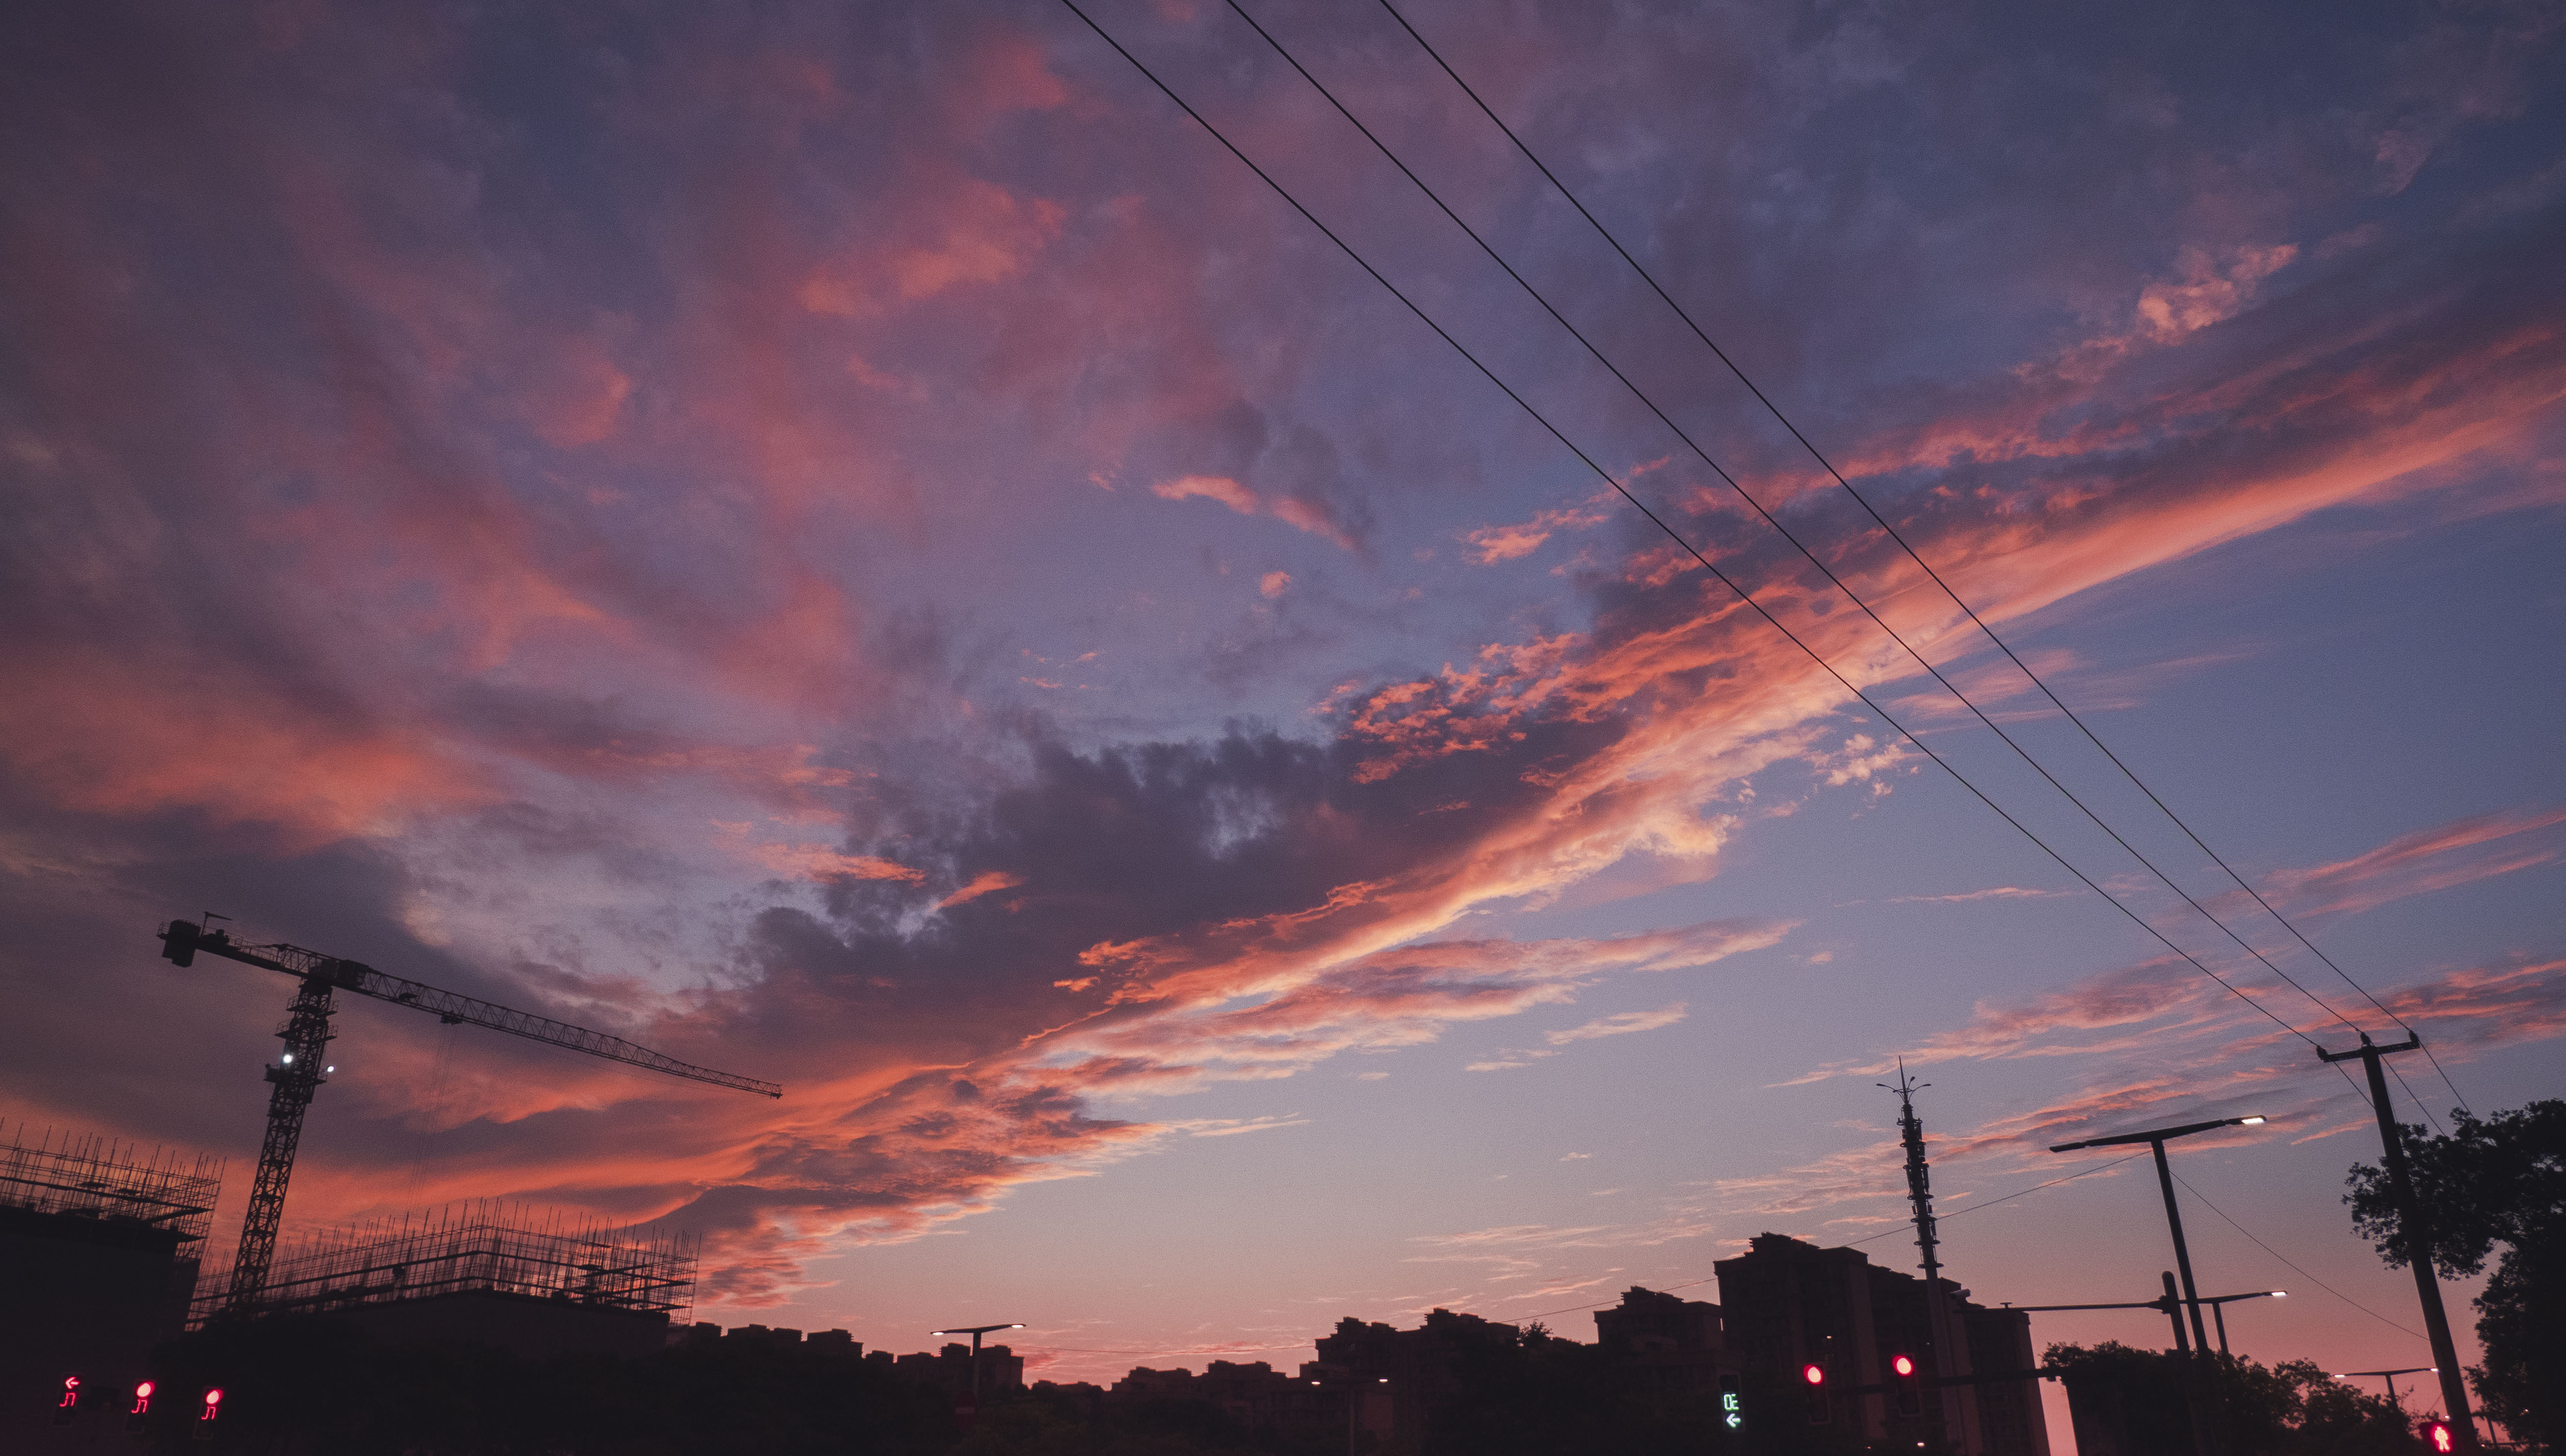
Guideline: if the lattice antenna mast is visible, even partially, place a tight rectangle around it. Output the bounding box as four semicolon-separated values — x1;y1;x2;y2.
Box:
157;918;780;1313
1882;1060;1976;1452
1883;1060;1941;1288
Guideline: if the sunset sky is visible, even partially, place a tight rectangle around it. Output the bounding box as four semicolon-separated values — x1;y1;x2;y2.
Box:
4;0;2562;1446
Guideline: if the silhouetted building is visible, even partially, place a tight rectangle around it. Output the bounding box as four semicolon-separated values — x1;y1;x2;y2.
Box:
1109;1364;1198;1401
194;1200;694;1361
1715;1232;2048;1456
1305;1307;1526;1455
0;1126;221;1453
1104;1359;1335;1431
1592;1285;1732;1400
888;1340;1023;1395
1029;1377;1106;1419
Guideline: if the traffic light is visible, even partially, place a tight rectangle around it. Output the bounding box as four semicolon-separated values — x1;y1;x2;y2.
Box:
195;1386;223;1442
1891;1352;1923;1416
2424;1419;2456;1454
1718;1372;1743;1430
1802;1361;1829;1424
53;1374;81;1425
127;1380;155;1433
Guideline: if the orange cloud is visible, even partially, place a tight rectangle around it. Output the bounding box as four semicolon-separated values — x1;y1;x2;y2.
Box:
939;870;1026;908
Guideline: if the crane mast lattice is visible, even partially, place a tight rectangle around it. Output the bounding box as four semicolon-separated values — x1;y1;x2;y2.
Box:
156;918;779;1313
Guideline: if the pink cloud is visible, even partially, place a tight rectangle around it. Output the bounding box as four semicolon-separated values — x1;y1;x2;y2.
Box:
939;870;1026;908
2252;804;2566;917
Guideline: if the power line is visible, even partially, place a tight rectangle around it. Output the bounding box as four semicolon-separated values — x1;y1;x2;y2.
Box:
1508;1153;2153;1327
1055;0;2326;1052
1225;0;2379;1054
1845;1151;2148;1245
2387;1060;2450;1137
1034;1154;2178;1361
1231;0;2383;1108
1198;0;2377;1071
1369;0;2462;1102
2170;1169;2427;1343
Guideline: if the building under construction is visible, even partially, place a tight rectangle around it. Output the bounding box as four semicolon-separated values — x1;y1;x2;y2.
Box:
0;1124;222;1452
193;1200;695;1361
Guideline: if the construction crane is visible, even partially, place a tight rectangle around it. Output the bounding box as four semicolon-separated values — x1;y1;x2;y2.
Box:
155;917;780;1313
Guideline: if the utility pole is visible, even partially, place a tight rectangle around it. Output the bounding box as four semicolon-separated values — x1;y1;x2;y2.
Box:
1883;1063;1976;1454
2319;1033;2479;1453
2161;1272;2190;1356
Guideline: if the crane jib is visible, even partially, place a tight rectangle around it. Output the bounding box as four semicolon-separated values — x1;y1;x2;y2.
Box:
156;919;781;1098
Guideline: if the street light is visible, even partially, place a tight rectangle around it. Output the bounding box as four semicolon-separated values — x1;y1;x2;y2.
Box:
929;1323;1026;1408
2053;1114;2266;1456
2200;1290;2284;1356
2004;1286;2283;1355
2050;1114;2266;1356
2332;1366;2436;1411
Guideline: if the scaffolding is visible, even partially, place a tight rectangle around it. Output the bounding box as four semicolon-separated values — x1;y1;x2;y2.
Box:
0;1121;223;1243
191;1200;696;1327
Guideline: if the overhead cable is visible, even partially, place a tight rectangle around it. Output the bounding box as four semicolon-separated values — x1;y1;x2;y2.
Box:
1054;0;2327;1054
1374;0;2466;1116
2171;1170;2427;1342
1226;0;2371;1050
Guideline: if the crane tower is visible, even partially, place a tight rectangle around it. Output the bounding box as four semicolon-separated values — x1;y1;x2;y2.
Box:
156;918;779;1313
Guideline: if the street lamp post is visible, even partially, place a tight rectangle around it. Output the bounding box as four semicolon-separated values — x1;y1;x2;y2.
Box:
2004;1287;2283;1357
2334;1366;2435;1412
2201;1289;2284;1357
929;1322;1024;1425
2052;1114;2267;1456
2050;1115;2267;1354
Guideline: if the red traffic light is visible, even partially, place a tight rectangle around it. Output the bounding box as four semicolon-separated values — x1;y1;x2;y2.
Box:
1802;1362;1826;1385
131;1381;154;1411
200;1387;224;1418
2425;1420;2455;1454
1892;1354;1917;1378
58;1375;81;1408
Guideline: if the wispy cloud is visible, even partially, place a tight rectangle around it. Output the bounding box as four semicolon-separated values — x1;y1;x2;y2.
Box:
1545;1003;1687;1045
